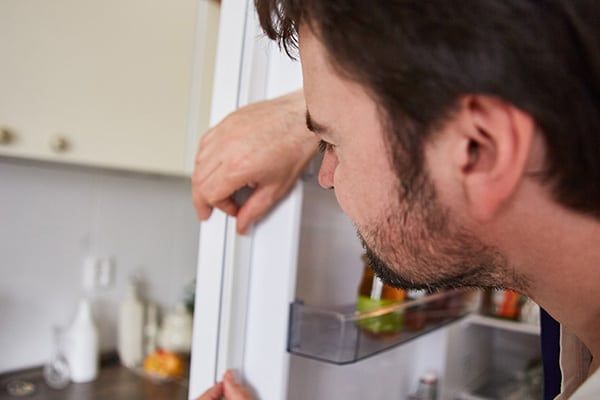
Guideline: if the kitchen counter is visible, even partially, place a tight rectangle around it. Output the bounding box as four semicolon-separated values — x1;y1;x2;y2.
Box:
0;355;189;400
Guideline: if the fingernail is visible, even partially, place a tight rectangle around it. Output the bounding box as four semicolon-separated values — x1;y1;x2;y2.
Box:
224;370;234;382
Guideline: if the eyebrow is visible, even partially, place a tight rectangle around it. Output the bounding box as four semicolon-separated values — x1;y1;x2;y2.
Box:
305;110;331;135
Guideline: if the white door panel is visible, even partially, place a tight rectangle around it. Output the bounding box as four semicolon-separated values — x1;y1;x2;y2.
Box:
189;0;251;396
189;0;304;398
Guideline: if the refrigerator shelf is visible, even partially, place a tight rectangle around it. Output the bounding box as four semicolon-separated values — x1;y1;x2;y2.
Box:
458;370;542;400
288;288;478;365
467;314;540;336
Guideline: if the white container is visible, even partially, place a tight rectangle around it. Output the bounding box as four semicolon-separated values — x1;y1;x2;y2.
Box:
118;282;145;367
65;299;98;383
158;302;193;353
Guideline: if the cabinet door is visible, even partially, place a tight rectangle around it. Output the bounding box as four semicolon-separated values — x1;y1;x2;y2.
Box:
0;0;218;175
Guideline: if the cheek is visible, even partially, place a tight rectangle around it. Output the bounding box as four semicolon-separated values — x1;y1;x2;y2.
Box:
331;157;397;228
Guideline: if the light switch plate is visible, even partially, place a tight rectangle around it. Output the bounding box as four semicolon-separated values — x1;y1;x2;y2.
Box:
82;256;115;291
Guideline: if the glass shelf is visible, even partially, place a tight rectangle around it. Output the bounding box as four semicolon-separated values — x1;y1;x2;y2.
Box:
287;289;478;365
467;314;540;336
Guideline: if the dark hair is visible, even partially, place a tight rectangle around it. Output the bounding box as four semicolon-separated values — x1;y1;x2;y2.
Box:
255;0;600;216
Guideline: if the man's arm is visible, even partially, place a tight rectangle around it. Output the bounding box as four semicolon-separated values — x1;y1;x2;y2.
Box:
192;89;319;233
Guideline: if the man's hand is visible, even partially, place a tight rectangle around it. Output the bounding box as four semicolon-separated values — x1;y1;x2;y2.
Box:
196;370;253;400
192;90;319;234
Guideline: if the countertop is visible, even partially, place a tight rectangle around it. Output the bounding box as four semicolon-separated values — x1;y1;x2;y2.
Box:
0;355;189;400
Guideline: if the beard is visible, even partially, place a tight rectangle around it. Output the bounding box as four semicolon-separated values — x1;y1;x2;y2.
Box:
355;169;527;292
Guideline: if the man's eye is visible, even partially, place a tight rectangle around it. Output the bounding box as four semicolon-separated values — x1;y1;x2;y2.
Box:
319;140;335;153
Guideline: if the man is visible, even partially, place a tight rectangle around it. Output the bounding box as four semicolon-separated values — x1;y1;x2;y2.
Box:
194;1;600;398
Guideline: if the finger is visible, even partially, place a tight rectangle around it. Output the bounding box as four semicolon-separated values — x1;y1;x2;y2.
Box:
196;382;224;400
194;128;227;188
200;167;253;207
192;162;229;220
235;187;277;235
223;371;252;400
214;198;239;217
192;185;214;221
194;155;222;187
192;160;226;221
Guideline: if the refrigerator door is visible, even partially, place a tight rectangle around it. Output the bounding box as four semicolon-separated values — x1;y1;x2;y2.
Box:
190;3;465;399
189;0;304;398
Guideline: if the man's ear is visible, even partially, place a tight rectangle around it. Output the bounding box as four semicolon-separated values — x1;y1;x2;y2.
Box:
458;95;536;221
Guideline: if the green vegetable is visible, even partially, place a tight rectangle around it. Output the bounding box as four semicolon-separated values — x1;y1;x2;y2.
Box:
356;295;404;334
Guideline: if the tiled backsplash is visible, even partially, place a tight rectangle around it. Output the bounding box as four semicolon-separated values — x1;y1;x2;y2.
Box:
0;157;199;372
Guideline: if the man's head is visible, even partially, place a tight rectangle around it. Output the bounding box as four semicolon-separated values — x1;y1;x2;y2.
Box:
255;0;600;291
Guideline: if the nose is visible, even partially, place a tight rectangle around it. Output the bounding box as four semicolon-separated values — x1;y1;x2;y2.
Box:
318;151;337;189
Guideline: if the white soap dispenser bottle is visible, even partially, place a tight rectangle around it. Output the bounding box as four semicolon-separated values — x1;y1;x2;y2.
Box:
65;298;99;382
118;281;144;367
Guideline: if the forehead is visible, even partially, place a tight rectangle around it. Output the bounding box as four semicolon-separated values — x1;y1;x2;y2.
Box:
298;25;337;105
298;25;327;74
299;25;380;133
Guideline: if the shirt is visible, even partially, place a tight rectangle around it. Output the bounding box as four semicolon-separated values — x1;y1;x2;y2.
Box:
555;327;599;399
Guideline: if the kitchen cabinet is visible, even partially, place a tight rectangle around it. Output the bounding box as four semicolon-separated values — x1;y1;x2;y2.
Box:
0;0;219;176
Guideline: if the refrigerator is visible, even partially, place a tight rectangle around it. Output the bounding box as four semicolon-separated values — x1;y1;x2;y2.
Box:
188;1;542;399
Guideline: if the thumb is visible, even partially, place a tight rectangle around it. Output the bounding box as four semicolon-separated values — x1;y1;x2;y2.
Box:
235;186;278;234
223;370;253;400
196;382;224;400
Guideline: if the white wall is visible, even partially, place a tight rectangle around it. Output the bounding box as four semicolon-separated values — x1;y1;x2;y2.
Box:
0;157;199;372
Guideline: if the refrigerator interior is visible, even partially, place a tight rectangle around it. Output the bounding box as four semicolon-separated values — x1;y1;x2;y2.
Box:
285;176;542;400
447;325;542;399
287;176;458;399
